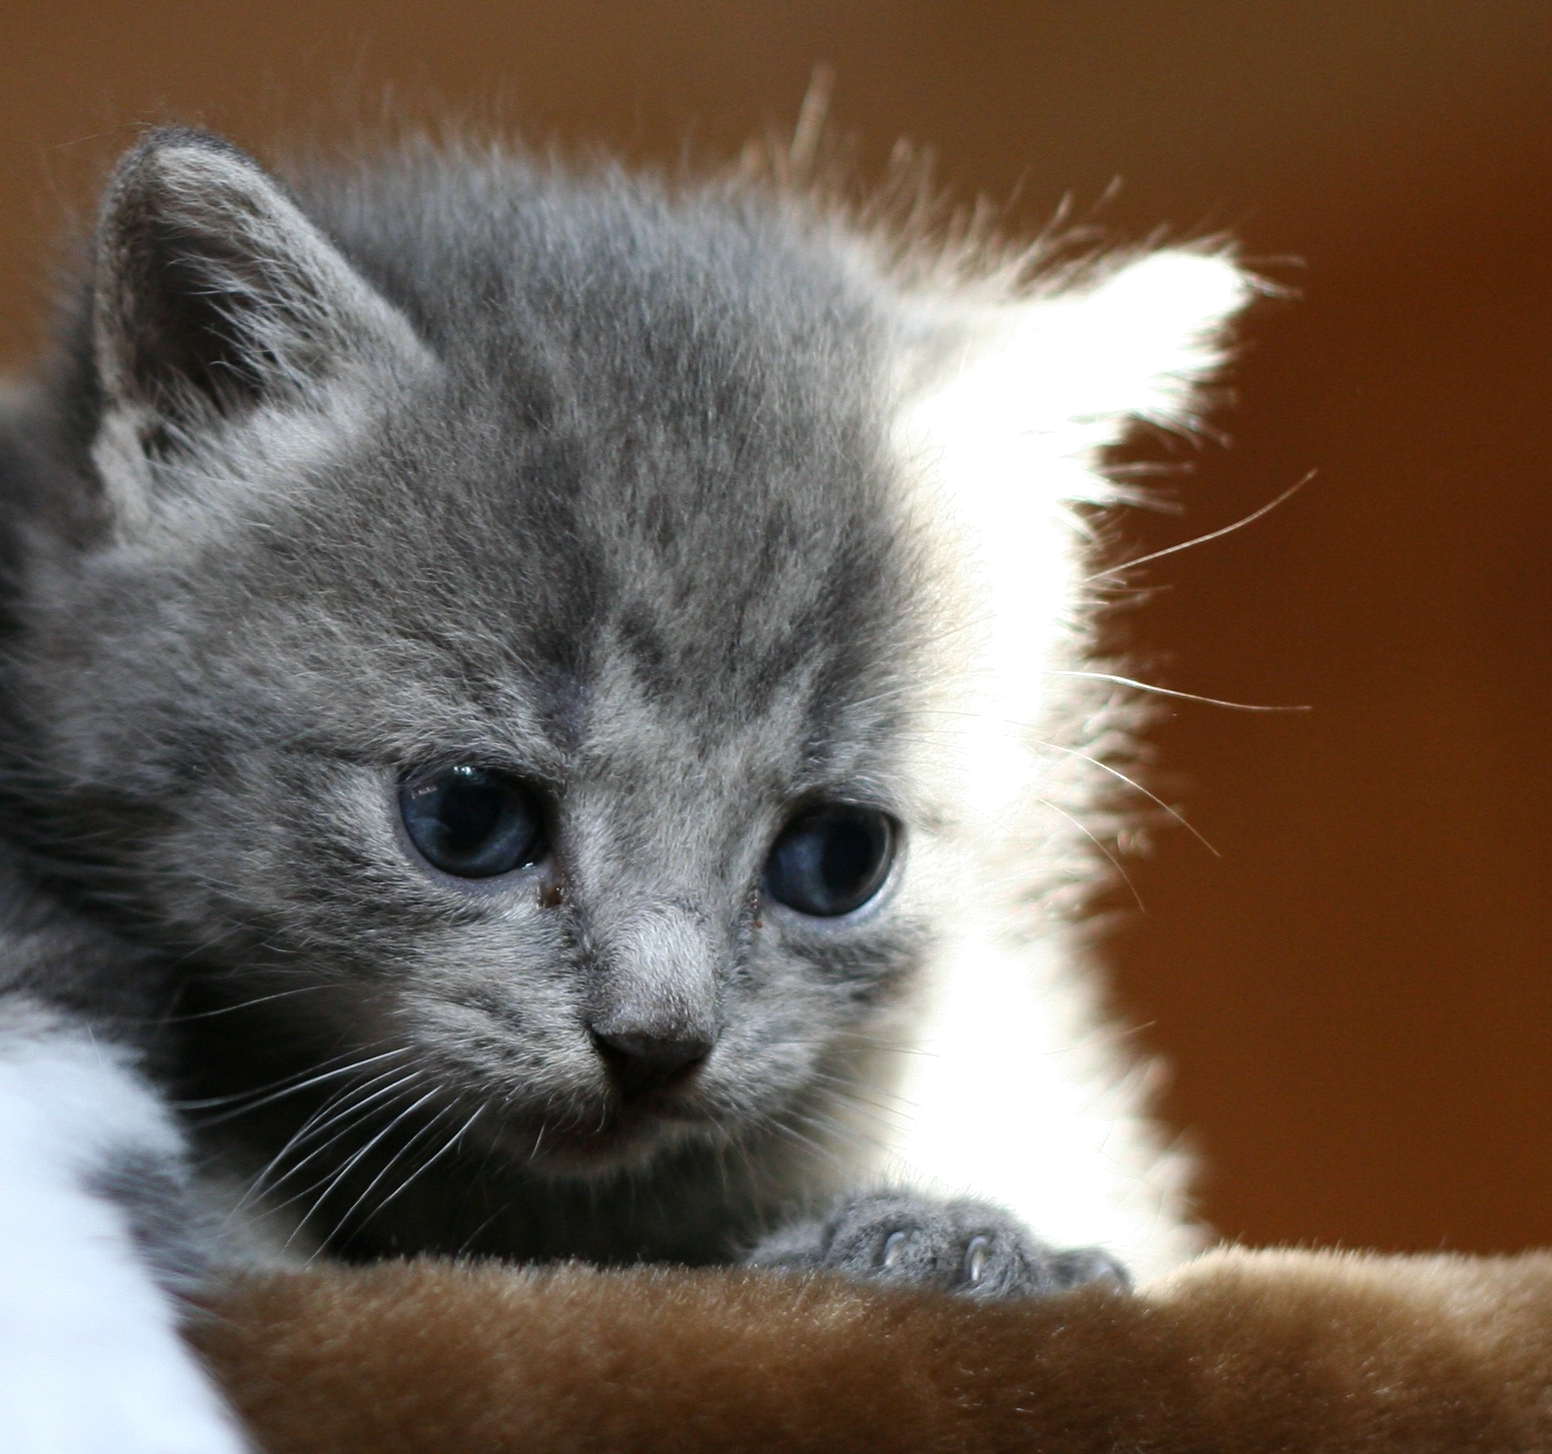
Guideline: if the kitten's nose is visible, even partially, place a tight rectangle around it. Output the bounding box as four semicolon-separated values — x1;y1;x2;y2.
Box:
586;904;720;1094
590;1024;715;1094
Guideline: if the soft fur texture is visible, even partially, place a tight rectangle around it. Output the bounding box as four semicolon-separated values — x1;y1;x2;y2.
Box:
191;1247;1552;1452
0;132;1250;1284
0;125;1252;1447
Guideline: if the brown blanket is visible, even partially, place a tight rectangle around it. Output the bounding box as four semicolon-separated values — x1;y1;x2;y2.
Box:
192;1247;1552;1453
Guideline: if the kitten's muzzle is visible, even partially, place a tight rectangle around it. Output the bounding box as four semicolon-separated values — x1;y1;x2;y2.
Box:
583;903;721;1096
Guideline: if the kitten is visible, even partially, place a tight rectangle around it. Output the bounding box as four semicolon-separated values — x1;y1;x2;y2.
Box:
0;128;1250;1450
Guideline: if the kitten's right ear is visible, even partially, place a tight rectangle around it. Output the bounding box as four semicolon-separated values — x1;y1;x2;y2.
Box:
91;129;433;523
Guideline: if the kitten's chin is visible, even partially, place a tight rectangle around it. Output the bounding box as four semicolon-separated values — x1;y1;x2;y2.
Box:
482;1097;721;1178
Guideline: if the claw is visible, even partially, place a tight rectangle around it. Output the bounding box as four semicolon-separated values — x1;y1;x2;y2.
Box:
963;1234;990;1286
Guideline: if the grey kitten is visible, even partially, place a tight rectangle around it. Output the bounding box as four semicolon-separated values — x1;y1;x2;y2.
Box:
0;129;1248;1450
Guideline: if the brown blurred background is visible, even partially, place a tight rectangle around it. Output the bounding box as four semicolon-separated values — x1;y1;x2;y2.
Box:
2;1;1549;1255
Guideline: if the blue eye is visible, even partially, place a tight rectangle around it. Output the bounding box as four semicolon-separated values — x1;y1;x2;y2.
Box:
399;766;548;879
763;805;896;918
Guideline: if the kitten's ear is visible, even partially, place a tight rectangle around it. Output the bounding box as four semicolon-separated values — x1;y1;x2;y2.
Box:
1026;248;1255;448
911;249;1257;507
92;128;431;429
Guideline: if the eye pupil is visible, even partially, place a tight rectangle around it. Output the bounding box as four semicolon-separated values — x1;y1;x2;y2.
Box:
400;766;547;879
763;805;895;918
434;774;503;855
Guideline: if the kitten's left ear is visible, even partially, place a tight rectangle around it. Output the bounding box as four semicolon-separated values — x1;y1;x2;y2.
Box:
92;128;433;432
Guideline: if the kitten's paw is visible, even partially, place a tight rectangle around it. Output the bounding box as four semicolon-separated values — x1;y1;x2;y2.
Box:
746;1190;1130;1300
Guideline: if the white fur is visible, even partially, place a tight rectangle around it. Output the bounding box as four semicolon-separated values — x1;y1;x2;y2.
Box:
0;1025;244;1453
876;249;1252;1280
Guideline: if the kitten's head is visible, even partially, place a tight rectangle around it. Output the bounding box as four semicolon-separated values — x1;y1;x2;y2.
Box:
7;131;1248;1188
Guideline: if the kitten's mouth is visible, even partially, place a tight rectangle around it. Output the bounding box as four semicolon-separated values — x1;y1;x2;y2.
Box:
483;1085;722;1175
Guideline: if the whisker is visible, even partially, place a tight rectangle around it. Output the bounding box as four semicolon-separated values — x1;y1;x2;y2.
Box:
760;1113;846;1171
756;1032;940;1061
1045;670;1308;714
788;1104;898;1161
797;1097;912;1147
289;1084;442;1242
163;983;338;1023
453;1205;509;1258
1086;472;1313;583
1038;796;1146;913
1036;739;1220;858
178;1045;408;1119
363;1103;487;1229
800;1072;919;1130
265;1070;432;1194
318;1097;465;1247
238;1065;422;1210
224;1064;414;1213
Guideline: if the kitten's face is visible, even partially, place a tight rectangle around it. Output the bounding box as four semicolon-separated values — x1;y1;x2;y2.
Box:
23;134;1250;1198
29;135;942;1178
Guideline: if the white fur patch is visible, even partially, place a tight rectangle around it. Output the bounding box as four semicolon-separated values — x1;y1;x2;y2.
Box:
0;1028;245;1453
875;249;1252;1280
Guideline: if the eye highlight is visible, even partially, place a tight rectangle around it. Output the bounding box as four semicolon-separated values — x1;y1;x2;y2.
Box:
399;766;548;880
763;805;896;918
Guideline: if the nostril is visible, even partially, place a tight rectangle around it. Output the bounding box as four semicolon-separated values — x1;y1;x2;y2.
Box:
595;1029;710;1070
590;1027;714;1092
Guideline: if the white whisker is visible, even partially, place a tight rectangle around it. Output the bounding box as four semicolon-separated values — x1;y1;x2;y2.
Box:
365;1104;487;1228
1038;796;1147;912
319;1098;466;1245
1086;472;1313;583
1045;669;1308;714
179;1045;407;1120
237;1064;422;1211
1036;738;1220;858
290;1084;442;1244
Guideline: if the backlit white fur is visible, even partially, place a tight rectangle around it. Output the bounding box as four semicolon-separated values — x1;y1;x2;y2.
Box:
874;250;1252;1281
0;1023;244;1453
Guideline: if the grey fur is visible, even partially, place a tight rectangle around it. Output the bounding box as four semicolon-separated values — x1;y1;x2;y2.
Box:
747;1190;1130;1298
85;1150;213;1296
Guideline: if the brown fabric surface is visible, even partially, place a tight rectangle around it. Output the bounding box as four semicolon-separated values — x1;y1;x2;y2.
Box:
189;1247;1552;1452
